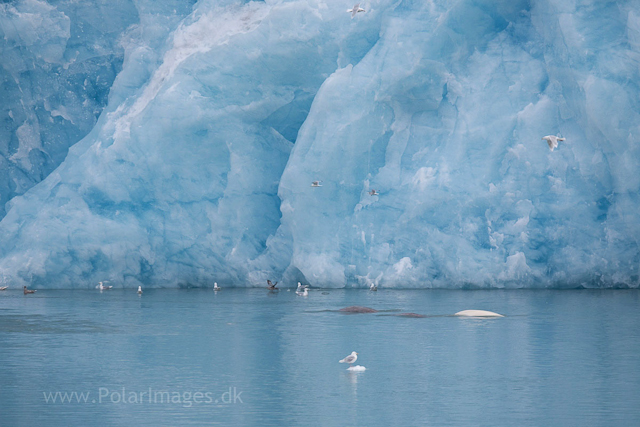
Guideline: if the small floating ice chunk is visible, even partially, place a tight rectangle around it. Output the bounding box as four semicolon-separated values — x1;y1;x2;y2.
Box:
347;365;366;372
454;310;503;317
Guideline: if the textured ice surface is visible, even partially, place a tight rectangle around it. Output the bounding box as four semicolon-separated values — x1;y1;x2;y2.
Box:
0;0;638;288
0;0;132;218
0;0;194;218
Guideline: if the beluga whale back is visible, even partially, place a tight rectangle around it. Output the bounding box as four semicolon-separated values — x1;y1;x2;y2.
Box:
454;310;504;317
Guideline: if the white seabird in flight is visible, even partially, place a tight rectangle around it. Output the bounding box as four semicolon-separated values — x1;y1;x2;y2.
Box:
311;181;322;187
347;3;365;18
542;135;565;151
369;189;379;196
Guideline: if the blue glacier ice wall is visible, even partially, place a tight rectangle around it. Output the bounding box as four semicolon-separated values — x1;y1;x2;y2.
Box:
0;0;384;288
0;0;638;288
0;0;196;218
1;0;132;218
276;0;640;288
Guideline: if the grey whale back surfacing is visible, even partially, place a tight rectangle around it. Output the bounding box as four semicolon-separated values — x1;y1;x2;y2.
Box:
339;306;378;313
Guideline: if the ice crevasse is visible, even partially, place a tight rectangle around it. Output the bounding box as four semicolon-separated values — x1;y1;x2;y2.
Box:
0;0;638;289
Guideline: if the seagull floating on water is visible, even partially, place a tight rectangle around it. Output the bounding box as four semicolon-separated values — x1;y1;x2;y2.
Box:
213;282;221;291
267;280;278;290
137;286;143;294
23;286;36;294
370;283;377;291
369;189;379;196
347;3;365;18
339;351;358;367
311;181;322;187
296;287;309;296
542;135;565;151
98;281;112;291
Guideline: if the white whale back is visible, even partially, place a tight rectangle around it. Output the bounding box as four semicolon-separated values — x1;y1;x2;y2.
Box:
455;310;503;317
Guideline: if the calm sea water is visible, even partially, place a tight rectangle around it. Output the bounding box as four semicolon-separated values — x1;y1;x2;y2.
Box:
1;288;639;426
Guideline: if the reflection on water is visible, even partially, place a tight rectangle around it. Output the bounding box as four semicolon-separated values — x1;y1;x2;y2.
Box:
1;288;639;426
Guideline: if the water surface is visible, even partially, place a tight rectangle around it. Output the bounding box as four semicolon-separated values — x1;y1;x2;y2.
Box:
1;288;639;426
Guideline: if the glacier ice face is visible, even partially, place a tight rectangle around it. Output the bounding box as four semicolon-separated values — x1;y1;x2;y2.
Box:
0;0;385;288
0;0;196;219
277;0;640;288
0;0;639;288
0;0;134;218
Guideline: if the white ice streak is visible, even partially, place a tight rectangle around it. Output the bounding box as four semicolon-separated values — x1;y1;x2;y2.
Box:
112;3;269;143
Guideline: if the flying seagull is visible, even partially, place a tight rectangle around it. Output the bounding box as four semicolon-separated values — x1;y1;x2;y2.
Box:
0;286;7;291
267;280;278;290
542;135;565;151
339;351;358;366
369;189;379;196
311;181;322;187
347;3;365;18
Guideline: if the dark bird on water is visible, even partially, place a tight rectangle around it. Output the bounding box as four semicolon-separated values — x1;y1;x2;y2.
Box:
267;280;278;290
